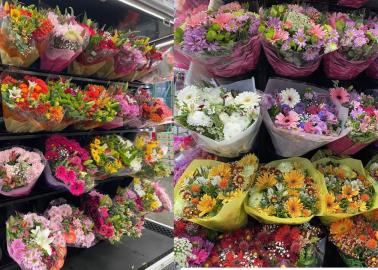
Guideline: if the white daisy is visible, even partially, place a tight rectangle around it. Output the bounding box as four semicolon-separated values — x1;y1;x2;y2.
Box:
277;162;294;173
234;91;261;110
202;87;223;104
176;85;200;106
187;111;212;127
280;88;301;108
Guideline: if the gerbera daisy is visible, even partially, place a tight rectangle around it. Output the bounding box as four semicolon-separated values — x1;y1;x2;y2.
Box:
255;172;277;191
237;154;258;167
275;111;300;129
283;170;305;189
234;92;261;110
197;194;216;217
209;163;232;182
285;197;304;218
330;219;353;238
341;185;359;201
325;193;339;213
280;88;301;108
330;87;350;105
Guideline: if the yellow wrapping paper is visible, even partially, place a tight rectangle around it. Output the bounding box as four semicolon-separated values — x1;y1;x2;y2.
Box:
174;159;249;231
244;157;327;224
68;60;108;77
313;157;378;225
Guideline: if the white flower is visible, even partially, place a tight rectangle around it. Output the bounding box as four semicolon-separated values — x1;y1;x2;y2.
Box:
234;91;261;110
248;191;263;207
187;111;212;127
31;226;54;255
210;175;221;186
277;162;294;173
222;113;251;140
219;112;229;123
130;158;142;172
224;92;235;106
202;87;223;104
9;86;22;99
195;176;207;185
27;81;37;90
350;180;362;192
176;85;200;106
280;88;301;108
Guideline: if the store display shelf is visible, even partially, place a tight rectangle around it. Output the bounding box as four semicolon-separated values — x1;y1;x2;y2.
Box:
0;64;148;89
0;176;130;209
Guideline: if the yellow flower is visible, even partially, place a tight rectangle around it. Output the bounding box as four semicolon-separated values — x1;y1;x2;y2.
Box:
330;219;353;238
151;201;159;211
237;154;258;167
146;141;159;155
197;194;216;217
94;138;101;146
255;172;277;191
359;201;367;212
135;135;146;150
287;189;300;197
303;209;312;217
283;170;305;189
285;197;303;218
133;177;141;185
209;163;232;181
217;189;243;203
262;205;276;216
325;193;339;214
341;185;359;201
91;149;100;163
10;8;21;21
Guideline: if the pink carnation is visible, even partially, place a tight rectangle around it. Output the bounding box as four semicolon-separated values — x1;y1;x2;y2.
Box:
55;165;68;182
69;180;85;196
187;11;207;28
66;170;77;183
211;13;234;29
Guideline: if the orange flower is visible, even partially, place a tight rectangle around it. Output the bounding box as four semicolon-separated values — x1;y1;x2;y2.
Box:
335;167;345;179
256;172;277;191
283;170;305;189
361;194;370;202
325;193;339;213
197;194;216;217
285;197;303;218
341;185;359;201
303;209;312;217
219;177;229;189
375;231;378;240
191;197;199;204
191;184;201;193
330;219;353;238
359;235;368;242
367;239;377;249
209;163;231;181
49;106;64;122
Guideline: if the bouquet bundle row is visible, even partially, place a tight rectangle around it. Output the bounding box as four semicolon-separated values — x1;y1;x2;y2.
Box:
176;78;377;158
6;180;171;270
174;218;326;268
175;2;378;79
0;2;162;80
1;75;172;133
175;153;378;231
0;134;170;198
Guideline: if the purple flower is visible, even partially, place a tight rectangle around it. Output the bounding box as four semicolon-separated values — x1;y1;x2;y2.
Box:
206;42;220;52
294;103;306;114
303;47;320;61
225;19;239;33
280;104;291;115
293;28;307;48
267;17;281;29
183;27;208;53
249;17;260;36
353;36;368;47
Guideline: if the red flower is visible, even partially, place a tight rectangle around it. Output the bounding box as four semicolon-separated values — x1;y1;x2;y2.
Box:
275;225;300;244
33;19;53;40
2;75;17;84
364;106;376;117
81;23;96;36
20;9;32;17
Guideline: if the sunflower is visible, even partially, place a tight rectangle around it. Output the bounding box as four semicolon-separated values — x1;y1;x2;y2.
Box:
325;193;339;214
283;170;305;189
237;154;258;167
330;219;353;238
209;163;232;182
197;194;216;217
341;185;359;201
256;172;277;191
285;197;304;218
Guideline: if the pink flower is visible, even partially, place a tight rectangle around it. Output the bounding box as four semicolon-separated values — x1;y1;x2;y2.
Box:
55;165;67;181
330;87;350;104
45;151;59;160
152;182;172;212
271;29;289;43
211;13;234;28
66;170;77;183
68;156;82;166
307;105;321;115
309;24;325;39
69;180;85;196
275;111;300;129
219;2;242;12
304;122;316;133
9;239;25;263
99;207;109;219
187;11;207;28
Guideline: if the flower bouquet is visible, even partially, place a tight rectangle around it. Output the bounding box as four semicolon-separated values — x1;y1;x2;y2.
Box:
313;157;378;225
6;212;66;270
367;155;378;182
45;203;96;248
72;84;120;130
206;223;325;267
83;190;123;243
329;213;378;267
0;146;46;197
262;78;350;157
1;75;65;133
245;157;326;224
44;135;97;196
174;154;258;231
323;13;378;80
328;91;378;155
175;2;261;77
39;11;89;72
337;0;368;9
0;2;51;67
176;79;262;157
69;21;119;76
130;177;172;213
259;4;335;77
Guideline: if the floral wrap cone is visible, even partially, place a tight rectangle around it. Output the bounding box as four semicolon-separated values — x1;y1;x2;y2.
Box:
244;157;327;224
174;159;250;232
189;36;261;77
323;51;376;80
366;58;378;79
313;157;378;225
262;39;322;78
338;0;368;8
327;136;375;155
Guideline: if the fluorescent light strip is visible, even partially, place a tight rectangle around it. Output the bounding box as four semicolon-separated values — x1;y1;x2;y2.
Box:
117;0;172;23
155;39;174;49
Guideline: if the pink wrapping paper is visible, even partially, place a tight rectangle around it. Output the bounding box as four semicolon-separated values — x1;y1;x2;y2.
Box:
338;0;368;8
262;40;321;78
100;116;124;130
190;36;261;77
40;47;83;72
327;136;371;155
323;51;376;80
366;58;378;79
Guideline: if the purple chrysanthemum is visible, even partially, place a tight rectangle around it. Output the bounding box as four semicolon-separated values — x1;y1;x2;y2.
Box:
303;47;320;61
293;28;307;48
183;27;208;53
267;17;281;29
353;36;368;47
